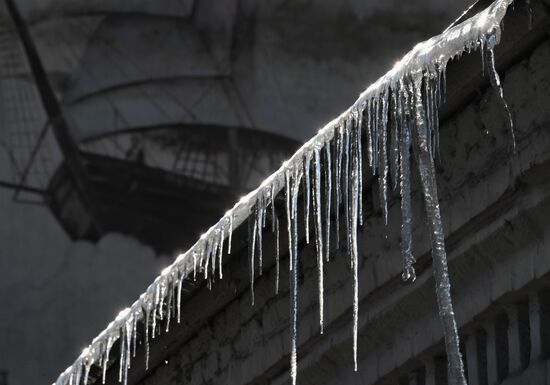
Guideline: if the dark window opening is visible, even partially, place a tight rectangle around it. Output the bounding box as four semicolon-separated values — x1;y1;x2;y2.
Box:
495;311;510;382
517;300;531;369
476;329;489;385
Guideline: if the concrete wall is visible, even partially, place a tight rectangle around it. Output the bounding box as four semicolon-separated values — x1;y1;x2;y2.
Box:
127;17;550;385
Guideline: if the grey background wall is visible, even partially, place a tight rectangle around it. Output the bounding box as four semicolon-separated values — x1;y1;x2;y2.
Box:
125;28;550;385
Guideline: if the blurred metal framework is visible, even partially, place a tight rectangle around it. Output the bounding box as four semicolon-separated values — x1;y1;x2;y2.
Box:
0;0;299;253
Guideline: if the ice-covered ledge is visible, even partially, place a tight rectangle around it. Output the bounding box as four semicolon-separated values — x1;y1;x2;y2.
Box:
53;1;517;385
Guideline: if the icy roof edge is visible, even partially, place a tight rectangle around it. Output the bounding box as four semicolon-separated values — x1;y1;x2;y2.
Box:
54;0;512;383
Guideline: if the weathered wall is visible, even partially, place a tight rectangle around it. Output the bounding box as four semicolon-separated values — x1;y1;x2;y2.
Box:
130;19;550;385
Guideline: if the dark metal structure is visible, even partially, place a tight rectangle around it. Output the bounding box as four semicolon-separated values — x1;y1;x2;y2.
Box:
3;0;299;253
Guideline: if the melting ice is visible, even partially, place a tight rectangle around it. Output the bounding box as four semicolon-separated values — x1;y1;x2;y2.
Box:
53;1;516;384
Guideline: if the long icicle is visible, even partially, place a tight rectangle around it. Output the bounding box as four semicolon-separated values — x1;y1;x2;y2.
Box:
485;32;516;152
356;108;364;227
257;195;264;276
324;143;332;262
304;154;312;244
249;211;256;306
411;77;466;385
334;126;342;247
378;90;389;224
350;122;360;372
289;166;303;385
286;169;293;271
342;122;351;254
272;181;281;295
313;148;324;334
400;84;416;282
275;217;280;295
144;306;150;371
390;91;400;191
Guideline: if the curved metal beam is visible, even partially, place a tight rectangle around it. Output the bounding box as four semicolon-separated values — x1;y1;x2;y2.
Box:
79;122;301;147
27;10;194;28
65;74;227;105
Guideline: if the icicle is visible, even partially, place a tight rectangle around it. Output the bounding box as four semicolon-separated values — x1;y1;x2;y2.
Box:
83;352;93;385
334;126;342;248
75;364;82;385
289;166;302;385
485;32;516;152
399;94;416;282
158;283;166;322
285;169;293;271
378;90;389;224
152;295;158;335
132;313;138;357
429;76;439;160
304;154;311;244
271;182;277;233
412;77;466;385
177;278;183;323
271;180;281;295
103;335;114;384
342;121;351;254
210;236;219;281
313;148;324;334
390;91;400;191
192;251;197;281
480;37;485;76
350;123;360;372
356;108;364;227
425;78;433;158
374;98;381;172
441;63;447;104
227;214;233;255
123;316;133;385
433;72;441;161
275;217;280;295
324;143;332;261
249;211;257;306
204;238;212;281
218;227;224;280
143;306;151;371
366;100;374;171
367;99;376;171
257;195;264;276
165;281;173;333
118;330;125;383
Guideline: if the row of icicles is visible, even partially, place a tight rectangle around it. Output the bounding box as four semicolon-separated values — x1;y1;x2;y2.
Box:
55;27;515;385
